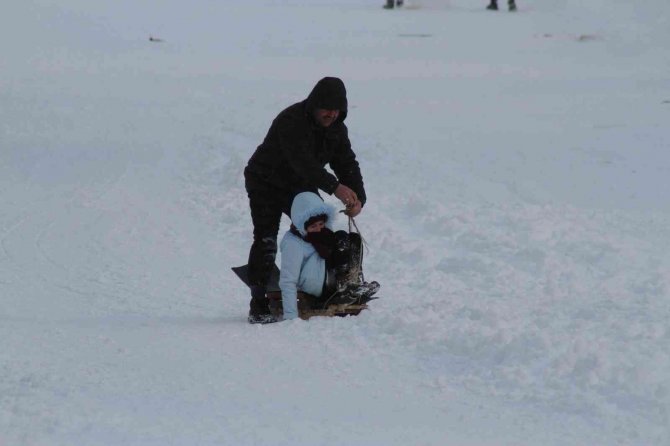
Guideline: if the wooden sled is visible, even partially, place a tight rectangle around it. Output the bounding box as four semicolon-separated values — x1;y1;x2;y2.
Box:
232;264;369;320
266;291;368;320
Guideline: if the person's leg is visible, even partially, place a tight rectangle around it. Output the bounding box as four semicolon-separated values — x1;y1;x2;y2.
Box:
246;189;291;323
321;231;379;306
487;0;498;10
332;231;356;288
247;228;279;322
346;232;364;284
508;0;517;11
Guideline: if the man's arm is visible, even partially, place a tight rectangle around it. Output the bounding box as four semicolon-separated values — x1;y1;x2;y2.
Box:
329;126;366;207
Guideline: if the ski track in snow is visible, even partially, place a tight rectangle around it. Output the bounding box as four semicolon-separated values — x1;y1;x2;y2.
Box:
2;0;670;445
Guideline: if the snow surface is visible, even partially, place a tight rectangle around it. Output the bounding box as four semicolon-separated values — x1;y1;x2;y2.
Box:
2;0;669;444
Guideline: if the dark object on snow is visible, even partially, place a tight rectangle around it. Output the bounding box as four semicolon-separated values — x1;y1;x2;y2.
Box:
232;264;281;292
248;284;277;324
576;34;598;42
233;264;280;324
384;0;403;9
149;36;164;42
487;0;516;11
398;33;433;38
247;309;278;325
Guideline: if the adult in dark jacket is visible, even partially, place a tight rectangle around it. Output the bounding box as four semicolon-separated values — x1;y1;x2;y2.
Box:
244;77;367;324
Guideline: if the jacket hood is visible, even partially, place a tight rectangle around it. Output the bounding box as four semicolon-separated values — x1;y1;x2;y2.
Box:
304;77;348;123
290;192;336;236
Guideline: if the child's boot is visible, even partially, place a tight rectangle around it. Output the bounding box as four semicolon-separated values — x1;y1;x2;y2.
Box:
347;281;381;302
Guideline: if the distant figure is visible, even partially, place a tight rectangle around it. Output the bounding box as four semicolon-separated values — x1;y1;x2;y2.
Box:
383;0;404;9
487;0;516;11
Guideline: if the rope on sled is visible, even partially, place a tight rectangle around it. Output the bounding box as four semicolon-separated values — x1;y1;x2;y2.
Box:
339;210;369;253
319;210;371;309
342;211;369;286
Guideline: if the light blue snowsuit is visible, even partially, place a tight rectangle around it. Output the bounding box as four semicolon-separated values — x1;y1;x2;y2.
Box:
279;192;336;320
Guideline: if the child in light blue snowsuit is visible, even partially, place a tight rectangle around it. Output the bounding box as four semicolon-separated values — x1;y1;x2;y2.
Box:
279;192;336;320
279;192;379;320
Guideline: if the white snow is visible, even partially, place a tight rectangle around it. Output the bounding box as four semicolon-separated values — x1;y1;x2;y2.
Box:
2;0;669;444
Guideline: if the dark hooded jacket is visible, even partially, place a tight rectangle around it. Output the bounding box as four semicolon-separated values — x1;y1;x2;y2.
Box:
245;77;366;206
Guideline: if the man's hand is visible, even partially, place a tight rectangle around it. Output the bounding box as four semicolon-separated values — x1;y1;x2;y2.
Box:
334;184;358;207
344;200;362;217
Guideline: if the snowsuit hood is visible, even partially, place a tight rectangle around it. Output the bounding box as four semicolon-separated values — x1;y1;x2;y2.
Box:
290;192;336;237
304;77;348;123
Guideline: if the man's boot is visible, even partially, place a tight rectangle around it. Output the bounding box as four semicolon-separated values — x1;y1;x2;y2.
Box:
487;0;498;10
248;286;277;324
508;0;517;11
247;236;278;324
383;0;395;9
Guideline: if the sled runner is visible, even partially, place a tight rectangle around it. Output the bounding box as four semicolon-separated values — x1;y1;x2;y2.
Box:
232;263;378;320
232;263;281;293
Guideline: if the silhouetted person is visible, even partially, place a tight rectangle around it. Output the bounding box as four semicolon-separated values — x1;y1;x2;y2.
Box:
384;0;404;9
487;0;516;11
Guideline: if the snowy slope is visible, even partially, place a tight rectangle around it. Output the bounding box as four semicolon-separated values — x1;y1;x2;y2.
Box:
1;0;669;445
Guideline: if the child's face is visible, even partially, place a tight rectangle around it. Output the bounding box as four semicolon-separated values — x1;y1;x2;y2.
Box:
306;220;326;233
